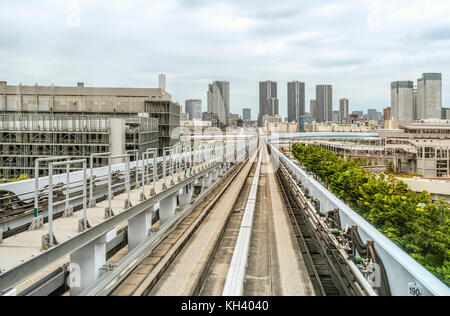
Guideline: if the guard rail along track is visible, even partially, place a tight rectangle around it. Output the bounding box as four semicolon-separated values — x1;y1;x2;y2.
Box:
275;150;376;296
84;148;258;296
268;140;450;296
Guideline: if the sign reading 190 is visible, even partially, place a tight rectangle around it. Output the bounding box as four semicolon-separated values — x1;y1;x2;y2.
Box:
408;282;423;296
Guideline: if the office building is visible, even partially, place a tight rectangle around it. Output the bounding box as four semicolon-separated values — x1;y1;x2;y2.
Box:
352;111;364;119
367;109;378;121
287;81;305;122
442;108;450;120
185;99;202;120
259;81;278;126
332;111;340;122
316;85;332;122
202;112;219;128
243;108;251;121
391;81;414;125
299;116;315;132
339;98;349;122
207;81;230;127
417;73;442;120
383;107;392;122
310;100;317;120
267;98;279;116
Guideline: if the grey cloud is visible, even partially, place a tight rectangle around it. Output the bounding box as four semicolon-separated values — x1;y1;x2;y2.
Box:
425;25;450;40
0;0;449;117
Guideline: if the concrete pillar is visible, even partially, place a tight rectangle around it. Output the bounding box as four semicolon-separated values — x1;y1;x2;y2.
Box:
109;118;126;164
179;184;193;208
159;193;177;226
203;173;212;189
211;168;219;182
128;207;153;251
69;229;117;296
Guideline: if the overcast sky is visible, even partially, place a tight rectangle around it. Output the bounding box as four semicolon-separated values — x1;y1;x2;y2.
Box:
1;0;450;119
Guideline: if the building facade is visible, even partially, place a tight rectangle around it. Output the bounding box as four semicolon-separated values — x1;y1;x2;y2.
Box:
0;81;171;115
267;98;279;116
185;99;202;120
310;100;317;120
442;108;450;120
259;81;278;126
243;108;251;121
0;115;159;178
145;100;181;155
202;112;219;128
159;74;166;91
367;109;378;121
332;111;340;122
391;81;414;125
287;81;305;122
207;81;230;127
316;85;332;122
339;98;349;122
417;73;442;120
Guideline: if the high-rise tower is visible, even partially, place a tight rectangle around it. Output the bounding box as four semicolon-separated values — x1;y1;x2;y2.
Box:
417;73;442;120
207;81;230;127
316;85;333;122
287;81;305;122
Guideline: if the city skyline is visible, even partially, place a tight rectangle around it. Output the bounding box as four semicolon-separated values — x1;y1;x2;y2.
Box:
2;1;450;120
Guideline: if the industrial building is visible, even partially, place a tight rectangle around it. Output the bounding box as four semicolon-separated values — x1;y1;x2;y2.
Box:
0;81;178;177
0;114;158;178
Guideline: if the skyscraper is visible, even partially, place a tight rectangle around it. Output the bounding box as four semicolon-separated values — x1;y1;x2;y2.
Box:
267;98;279;116
259;81;278;126
159;73;166;91
243;108;252;121
207;81;230;127
417;73;442;120
310;100;317;119
316;85;332;122
339;98;349;122
185;99;202;120
287;81;305;122
391;81;414;125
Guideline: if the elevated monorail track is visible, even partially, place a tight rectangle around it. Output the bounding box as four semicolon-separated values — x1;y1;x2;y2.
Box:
275;148;375;296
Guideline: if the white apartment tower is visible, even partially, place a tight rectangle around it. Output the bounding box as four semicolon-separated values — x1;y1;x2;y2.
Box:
417;73;442;120
159;73;166;91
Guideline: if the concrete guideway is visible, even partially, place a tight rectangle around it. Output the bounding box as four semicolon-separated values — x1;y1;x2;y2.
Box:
146;152;258;296
248;146;314;296
108;157;251;296
142;144;315;297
